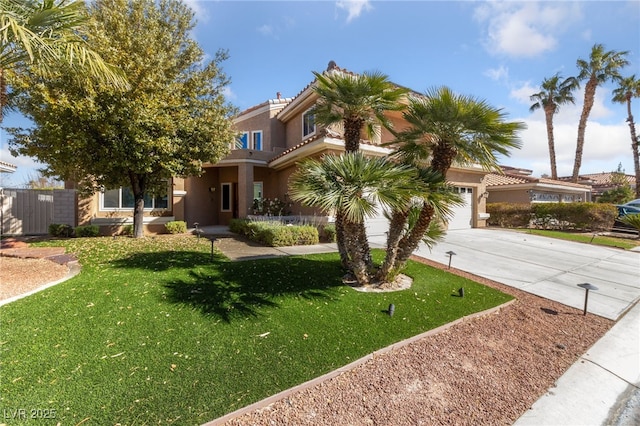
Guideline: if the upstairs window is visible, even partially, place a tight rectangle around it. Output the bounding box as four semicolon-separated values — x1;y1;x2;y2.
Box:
303;110;316;138
235;132;249;149
251;131;262;150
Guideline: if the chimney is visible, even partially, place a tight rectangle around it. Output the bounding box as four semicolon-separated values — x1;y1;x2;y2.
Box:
276;92;281;100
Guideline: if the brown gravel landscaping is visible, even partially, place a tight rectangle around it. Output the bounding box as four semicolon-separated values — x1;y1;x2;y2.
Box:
0;257;70;302
219;256;613;426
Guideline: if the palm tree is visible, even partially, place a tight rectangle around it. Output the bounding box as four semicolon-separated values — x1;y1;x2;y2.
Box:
389;87;525;268
312;67;408;153
612;75;640;198
0;0;127;121
289;152;417;286
529;73;579;179
310;66;408;269
571;43;629;182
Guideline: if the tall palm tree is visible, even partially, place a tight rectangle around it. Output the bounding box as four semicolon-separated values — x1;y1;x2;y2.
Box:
612;75;640;198
390;87;525;268
529;73;579;179
311;66;408;269
289;152;417;286
0;0;127;121
571;43;629;182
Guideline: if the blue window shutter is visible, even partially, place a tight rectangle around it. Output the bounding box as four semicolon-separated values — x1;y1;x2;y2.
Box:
236;132;248;149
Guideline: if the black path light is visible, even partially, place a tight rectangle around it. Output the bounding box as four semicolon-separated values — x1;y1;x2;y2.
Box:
577;283;599;316
445;251;456;269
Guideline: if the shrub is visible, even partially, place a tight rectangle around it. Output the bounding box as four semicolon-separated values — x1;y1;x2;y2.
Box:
486;203;531;228
532;203;616;231
322;224;337;242
165;220;187;234
120;224;134;236
230;219;319;247
49;223;74;238
74;225;100;238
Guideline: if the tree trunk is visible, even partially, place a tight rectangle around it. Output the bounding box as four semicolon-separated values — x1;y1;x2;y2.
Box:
572;77;598;183
129;172;146;238
343;220;369;286
625;96;640;198
0;68;5;124
544;104;558;179
334;209;350;269
376;208;409;282
344;117;364;153
395;203;435;267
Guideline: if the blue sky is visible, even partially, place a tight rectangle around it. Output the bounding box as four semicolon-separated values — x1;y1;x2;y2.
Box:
1;0;639;187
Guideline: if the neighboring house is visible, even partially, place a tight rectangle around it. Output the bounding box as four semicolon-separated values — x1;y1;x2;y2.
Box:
557;172;636;201
486;166;592;204
0;160;17;174
78;62;494;235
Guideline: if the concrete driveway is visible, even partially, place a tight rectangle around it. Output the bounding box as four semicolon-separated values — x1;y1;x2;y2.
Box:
373;228;640;321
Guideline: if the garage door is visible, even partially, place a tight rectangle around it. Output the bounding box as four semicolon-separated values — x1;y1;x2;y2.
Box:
365;204;389;238
447;187;473;230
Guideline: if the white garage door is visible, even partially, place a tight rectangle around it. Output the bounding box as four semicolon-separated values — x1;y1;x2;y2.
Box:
448;187;473;230
365;204;389;238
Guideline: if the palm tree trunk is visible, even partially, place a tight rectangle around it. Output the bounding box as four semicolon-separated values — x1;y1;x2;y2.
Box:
395;203;435;266
544;105;558;179
334;209;350;269
626;97;640;198
376;208;408;282
343;220;369;286
572;78;598;182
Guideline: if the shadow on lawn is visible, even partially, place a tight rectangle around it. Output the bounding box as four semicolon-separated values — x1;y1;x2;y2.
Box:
111;251;344;322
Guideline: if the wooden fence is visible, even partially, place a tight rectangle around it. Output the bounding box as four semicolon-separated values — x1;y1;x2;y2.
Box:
0;188;76;236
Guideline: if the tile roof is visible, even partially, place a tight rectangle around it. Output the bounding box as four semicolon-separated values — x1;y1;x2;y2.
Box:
558;172;636;186
486;173;591;189
0;160;17;173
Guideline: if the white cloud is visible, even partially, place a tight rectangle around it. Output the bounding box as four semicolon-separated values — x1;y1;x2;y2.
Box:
484;65;509;82
182;0;210;23
474;1;581;58
336;0;372;23
257;24;275;37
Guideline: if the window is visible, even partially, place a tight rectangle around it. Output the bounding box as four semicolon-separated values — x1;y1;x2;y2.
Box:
303;110;316;137
251;131;262;150
236;132;249;149
253;182;263;200
101;186;168;210
221;183;232;212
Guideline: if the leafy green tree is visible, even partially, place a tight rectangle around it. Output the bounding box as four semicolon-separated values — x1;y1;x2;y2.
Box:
572;44;629;182
0;0;127;121
529;73;579;179
8;0;236;237
612;75;640;198
289;152;417;286
389;87;525;270
310;67;408;269
597;164;634;204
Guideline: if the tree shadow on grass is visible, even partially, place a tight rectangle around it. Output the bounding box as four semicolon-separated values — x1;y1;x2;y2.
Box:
111;251;344;322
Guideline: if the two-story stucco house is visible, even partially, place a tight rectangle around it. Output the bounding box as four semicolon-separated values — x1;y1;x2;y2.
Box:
78;63;493;235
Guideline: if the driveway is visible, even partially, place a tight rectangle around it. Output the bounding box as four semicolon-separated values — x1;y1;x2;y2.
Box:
373;228;640;321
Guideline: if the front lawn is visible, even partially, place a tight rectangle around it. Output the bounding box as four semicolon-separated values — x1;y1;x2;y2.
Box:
0;236;512;424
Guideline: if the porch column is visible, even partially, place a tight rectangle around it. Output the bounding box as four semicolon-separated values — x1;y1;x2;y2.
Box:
237;162;254;218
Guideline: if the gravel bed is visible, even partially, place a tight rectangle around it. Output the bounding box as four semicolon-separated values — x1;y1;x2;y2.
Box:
0;257;69;301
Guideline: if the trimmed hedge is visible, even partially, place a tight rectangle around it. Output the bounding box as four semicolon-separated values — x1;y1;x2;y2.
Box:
486;203;531;228
49;223;74;237
165;220;187;234
229;219;319;247
74;225;100;238
487;202;617;231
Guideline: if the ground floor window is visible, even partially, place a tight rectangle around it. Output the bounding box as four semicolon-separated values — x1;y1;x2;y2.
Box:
101;186;168;210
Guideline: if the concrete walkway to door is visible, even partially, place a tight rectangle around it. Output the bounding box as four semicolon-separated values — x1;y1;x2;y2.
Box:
372;228;640;321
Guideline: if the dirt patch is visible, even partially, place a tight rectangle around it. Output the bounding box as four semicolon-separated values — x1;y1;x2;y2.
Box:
0;257;70;301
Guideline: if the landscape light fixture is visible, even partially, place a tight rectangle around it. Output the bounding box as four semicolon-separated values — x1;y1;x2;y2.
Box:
577;283;599;316
445;251;456;269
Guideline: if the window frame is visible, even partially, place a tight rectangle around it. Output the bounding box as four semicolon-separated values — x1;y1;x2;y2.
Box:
99;185;170;211
221;182;232;212
251;130;262;150
302;109;316;138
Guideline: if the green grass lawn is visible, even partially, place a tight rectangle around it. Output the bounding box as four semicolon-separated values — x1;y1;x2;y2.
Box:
0;236;512;424
518;228;640;250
